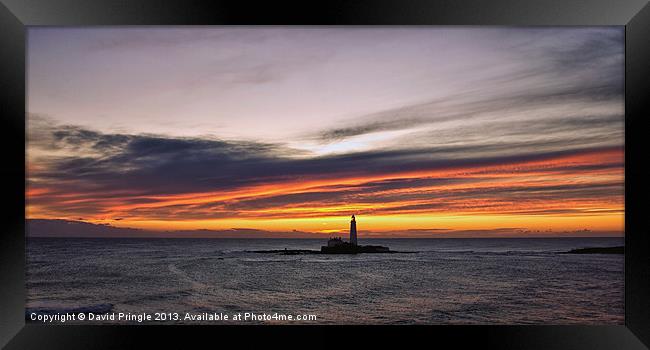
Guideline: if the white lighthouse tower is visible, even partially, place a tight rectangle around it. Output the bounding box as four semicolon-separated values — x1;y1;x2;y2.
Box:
321;214;388;253
350;215;358;246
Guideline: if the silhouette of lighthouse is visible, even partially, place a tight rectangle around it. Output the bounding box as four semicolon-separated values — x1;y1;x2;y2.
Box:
350;215;358;246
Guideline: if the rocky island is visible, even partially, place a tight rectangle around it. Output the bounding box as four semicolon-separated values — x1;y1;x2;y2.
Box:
320;215;390;254
250;215;393;255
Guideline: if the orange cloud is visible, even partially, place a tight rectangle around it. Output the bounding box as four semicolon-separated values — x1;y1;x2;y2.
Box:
27;147;624;235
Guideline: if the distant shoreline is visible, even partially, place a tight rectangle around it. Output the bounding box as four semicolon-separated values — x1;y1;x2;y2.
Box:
563;246;624;254
26;219;624;239
26;236;625;240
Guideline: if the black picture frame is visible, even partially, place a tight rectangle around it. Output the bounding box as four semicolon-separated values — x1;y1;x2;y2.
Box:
1;1;648;349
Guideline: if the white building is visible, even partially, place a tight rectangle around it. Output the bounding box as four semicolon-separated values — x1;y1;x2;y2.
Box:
350;215;358;246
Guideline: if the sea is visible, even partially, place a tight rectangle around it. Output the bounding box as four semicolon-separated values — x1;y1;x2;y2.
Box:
25;237;624;324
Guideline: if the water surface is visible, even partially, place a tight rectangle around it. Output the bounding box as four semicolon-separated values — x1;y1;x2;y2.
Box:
26;237;624;324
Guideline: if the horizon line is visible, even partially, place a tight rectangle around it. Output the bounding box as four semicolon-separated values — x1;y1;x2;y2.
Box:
27;236;624;239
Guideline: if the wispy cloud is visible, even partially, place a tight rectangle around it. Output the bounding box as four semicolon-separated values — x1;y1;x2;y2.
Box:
26;27;624;235
27;119;623;230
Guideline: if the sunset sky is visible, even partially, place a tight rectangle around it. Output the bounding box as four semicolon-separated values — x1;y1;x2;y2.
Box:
26;27;624;237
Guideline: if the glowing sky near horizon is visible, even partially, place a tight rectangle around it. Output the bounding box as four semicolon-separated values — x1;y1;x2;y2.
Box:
26;27;624;236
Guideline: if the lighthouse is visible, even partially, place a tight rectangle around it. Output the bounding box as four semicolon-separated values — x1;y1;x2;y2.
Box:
320;214;388;253
350;215;358;246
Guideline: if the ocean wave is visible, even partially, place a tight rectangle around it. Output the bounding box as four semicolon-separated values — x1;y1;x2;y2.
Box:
122;289;194;305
